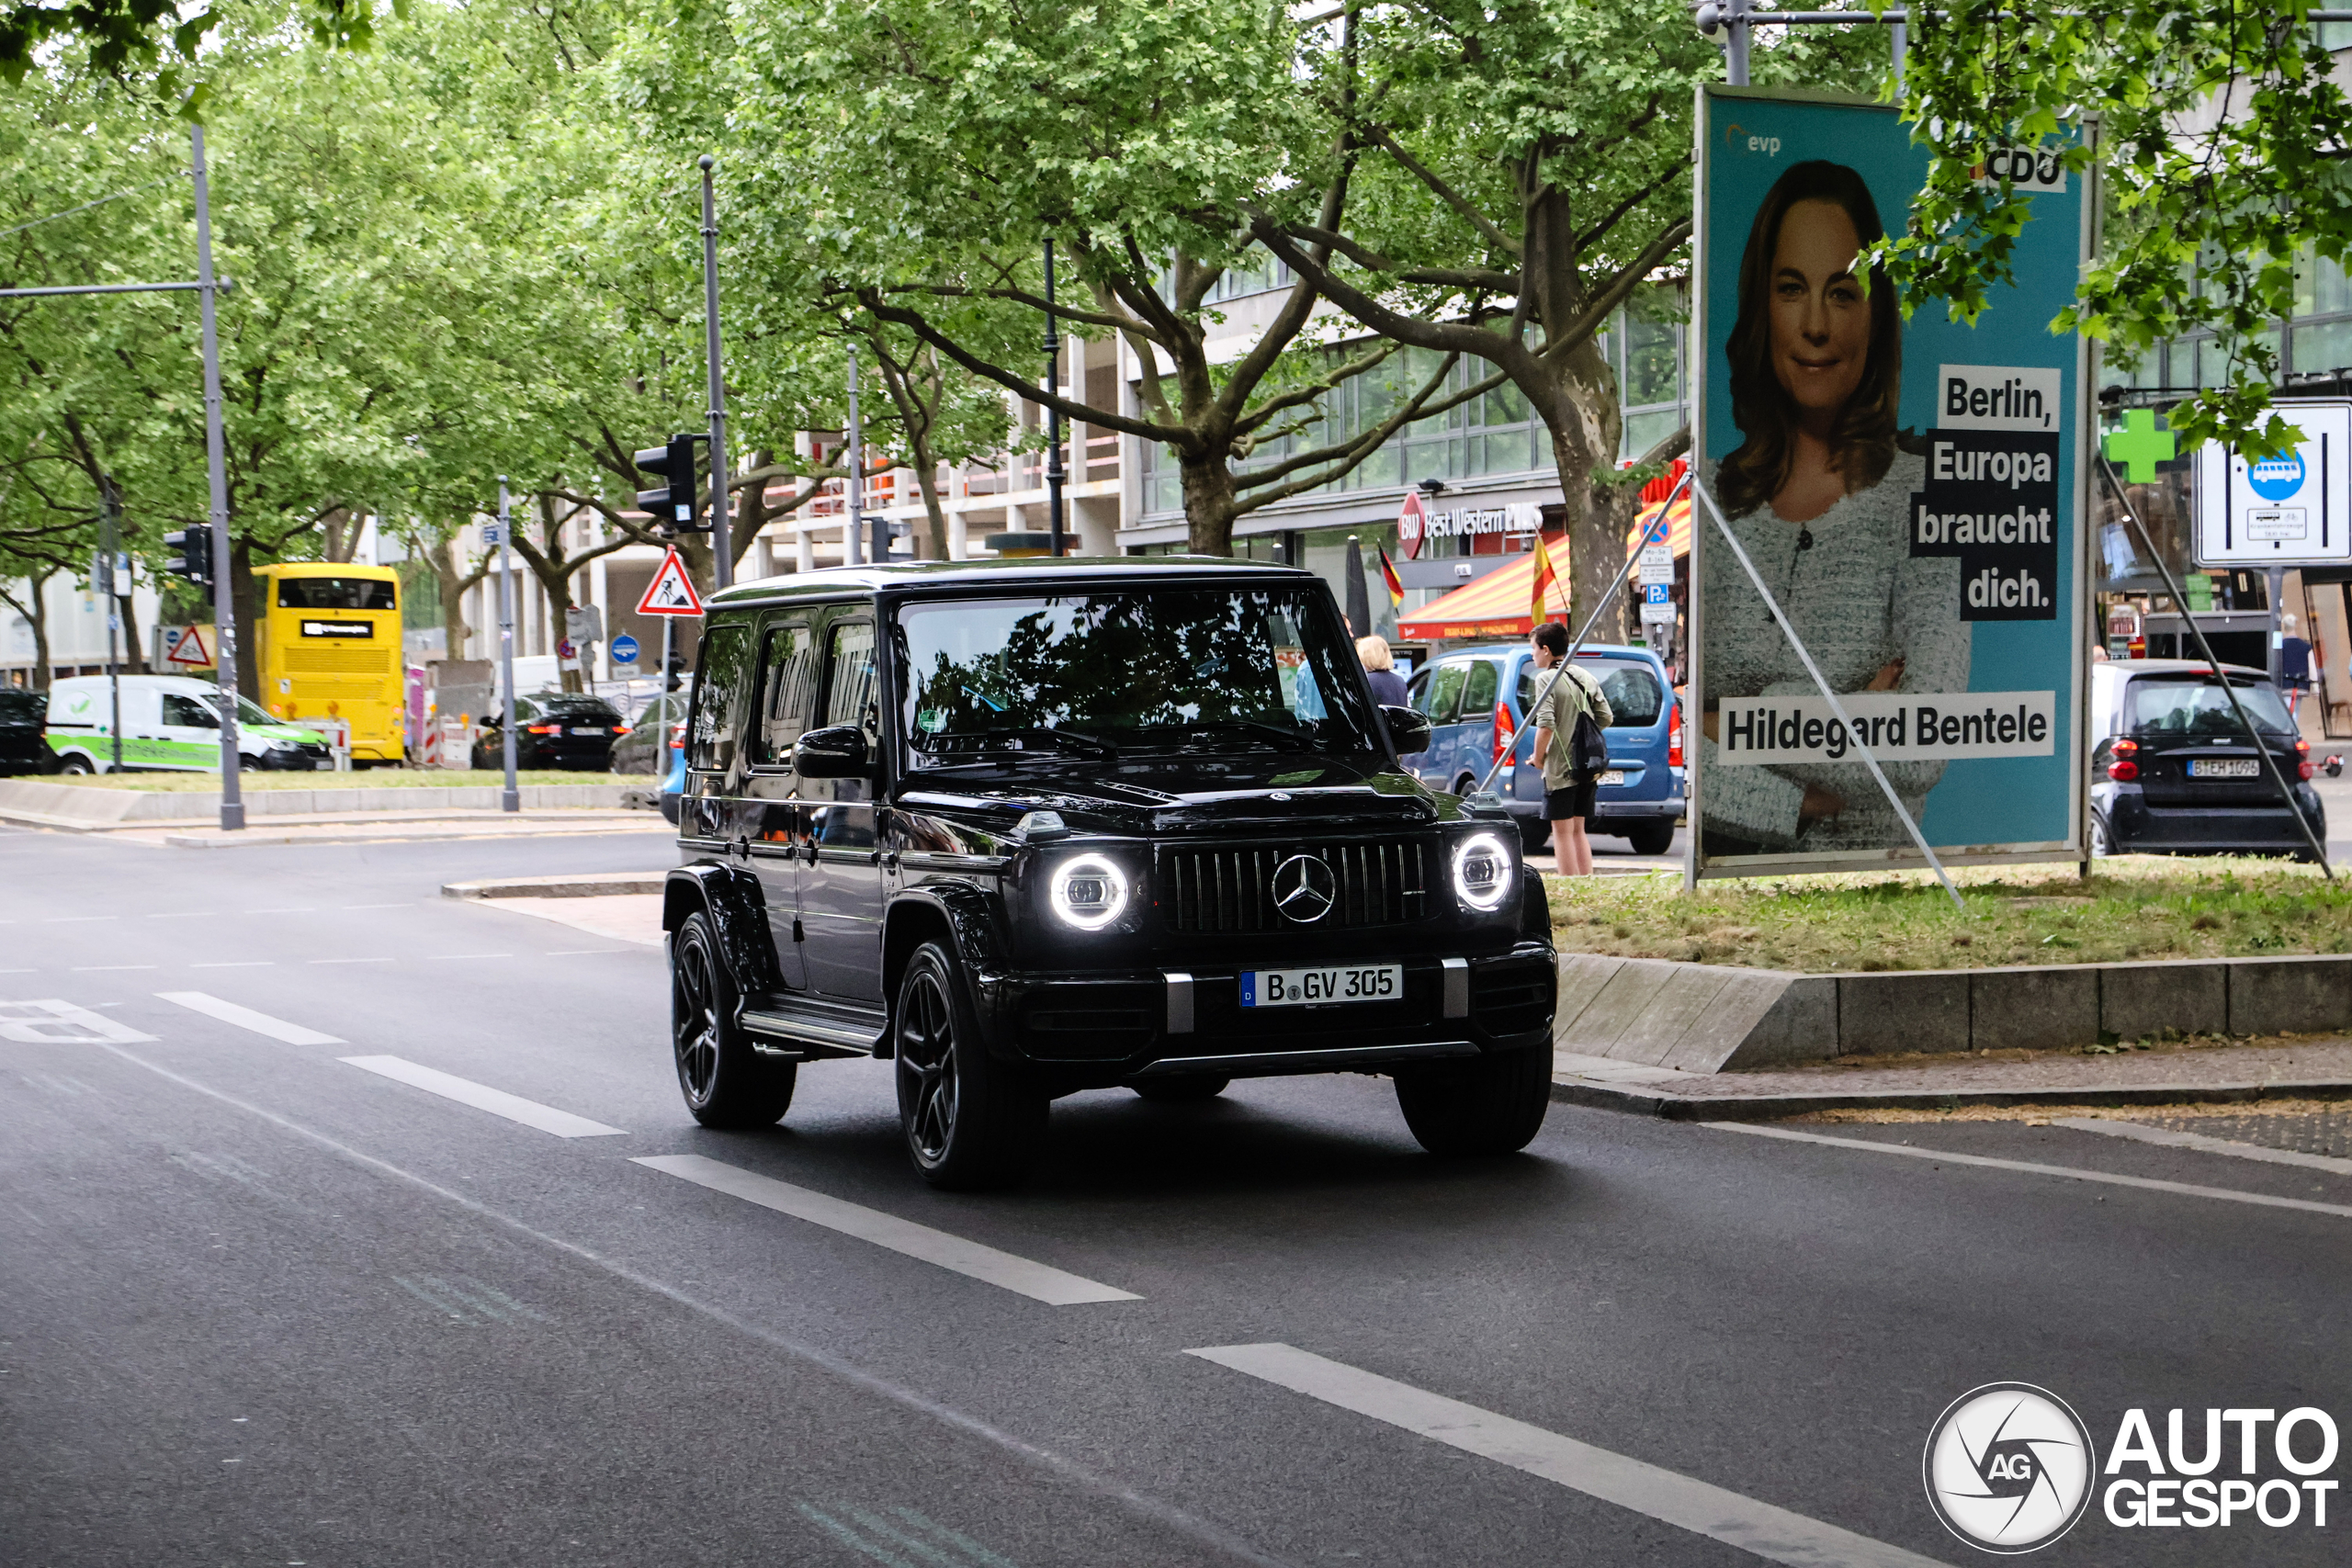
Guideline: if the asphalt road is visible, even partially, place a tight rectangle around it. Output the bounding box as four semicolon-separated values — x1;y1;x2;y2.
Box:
5;826;2349;1567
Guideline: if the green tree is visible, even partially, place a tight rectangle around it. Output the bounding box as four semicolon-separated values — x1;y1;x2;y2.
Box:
1881;3;2352;459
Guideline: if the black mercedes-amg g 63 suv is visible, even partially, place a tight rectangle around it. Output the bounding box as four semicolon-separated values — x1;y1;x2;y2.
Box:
662;558;1557;1187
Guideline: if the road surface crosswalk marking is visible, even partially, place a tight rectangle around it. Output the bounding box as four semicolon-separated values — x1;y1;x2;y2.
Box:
632;1154;1139;1306
341;1055;626;1138
1187;1343;1952;1568
1708;1121;2352;1218
158;991;345;1046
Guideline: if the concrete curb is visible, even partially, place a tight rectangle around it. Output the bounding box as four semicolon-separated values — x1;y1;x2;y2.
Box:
1550;1075;2352;1121
1555;951;2352;1068
0;776;632;828
163;820;665;850
442;873;669;899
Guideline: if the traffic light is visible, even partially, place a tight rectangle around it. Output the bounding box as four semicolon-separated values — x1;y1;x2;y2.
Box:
635;434;707;534
163;525;214;587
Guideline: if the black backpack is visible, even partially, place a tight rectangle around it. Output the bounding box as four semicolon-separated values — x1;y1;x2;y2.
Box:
1566;669;1610;775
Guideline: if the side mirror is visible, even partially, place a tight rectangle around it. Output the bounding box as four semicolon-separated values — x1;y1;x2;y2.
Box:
794;724;870;778
1381;704;1431;757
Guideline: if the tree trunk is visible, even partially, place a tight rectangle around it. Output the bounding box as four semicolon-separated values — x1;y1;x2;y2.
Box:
231;538;260;698
117;589;148;673
3;570;56;689
1531;338;1630;645
1179;448;1241;556
427;535;476;660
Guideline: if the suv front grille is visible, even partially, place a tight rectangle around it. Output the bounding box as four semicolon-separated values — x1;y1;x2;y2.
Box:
1158;840;1429;933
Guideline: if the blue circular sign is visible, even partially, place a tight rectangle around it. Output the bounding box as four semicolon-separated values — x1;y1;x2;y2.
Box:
2248;451;2307;502
610;633;640;665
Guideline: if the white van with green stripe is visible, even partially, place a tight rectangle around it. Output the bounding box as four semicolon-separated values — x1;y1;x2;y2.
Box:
45;674;333;773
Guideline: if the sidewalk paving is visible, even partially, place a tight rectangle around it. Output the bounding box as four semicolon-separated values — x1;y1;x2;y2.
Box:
1555;1032;2352;1119
129;809;670;849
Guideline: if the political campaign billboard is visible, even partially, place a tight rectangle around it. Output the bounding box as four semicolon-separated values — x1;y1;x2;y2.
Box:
1689;87;2091;874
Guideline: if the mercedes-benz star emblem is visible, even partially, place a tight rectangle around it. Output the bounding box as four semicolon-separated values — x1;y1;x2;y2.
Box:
1272;853;1337;924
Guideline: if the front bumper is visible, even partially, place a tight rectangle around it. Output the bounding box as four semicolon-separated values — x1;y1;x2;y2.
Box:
970;942;1557;1087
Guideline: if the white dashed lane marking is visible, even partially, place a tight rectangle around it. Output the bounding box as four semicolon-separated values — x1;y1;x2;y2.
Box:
157;992;344;1047
633;1154;1139;1306
1187;1344;1951;1568
341;1055;625;1138
1709;1122;2352;1219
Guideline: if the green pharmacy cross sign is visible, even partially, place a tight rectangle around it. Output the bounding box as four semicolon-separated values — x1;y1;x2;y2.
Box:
2104;409;2177;483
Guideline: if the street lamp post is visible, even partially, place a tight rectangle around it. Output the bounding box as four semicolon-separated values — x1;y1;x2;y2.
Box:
192;124;243;829
1044;238;1067;557
496;476;519;814
846;347;865;566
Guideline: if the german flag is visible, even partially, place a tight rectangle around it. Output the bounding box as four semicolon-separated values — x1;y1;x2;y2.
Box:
1376;545;1405;610
1529;531;1562;628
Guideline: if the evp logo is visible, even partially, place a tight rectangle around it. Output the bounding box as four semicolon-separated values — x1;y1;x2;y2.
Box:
1722;123;1781;157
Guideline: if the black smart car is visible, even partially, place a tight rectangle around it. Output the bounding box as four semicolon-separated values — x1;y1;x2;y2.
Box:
662;558;1558;1188
2089;658;2325;857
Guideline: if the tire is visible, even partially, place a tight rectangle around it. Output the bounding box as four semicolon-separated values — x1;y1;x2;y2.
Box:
670;910;795;1128
1623;821;1675;856
58;754;94;775
1132;1076;1230;1104
894;942;1046;1189
1394;1044;1552;1156
1453;774;1478;800
2089;814;2111;857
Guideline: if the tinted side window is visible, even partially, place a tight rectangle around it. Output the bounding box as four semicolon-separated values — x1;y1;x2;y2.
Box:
688;623;753;771
752;623;816;766
1461;659;1499;718
0;690;42;721
1406;669;1430;714
820;622;878;738
161;694;218;728
1585;660;1664;726
1425;661;1468;724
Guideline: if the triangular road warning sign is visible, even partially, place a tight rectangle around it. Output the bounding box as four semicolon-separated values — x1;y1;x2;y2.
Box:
164;625;214;666
636;548;706;617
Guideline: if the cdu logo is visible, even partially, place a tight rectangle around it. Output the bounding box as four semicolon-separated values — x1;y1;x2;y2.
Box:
1924;1383;2097;1553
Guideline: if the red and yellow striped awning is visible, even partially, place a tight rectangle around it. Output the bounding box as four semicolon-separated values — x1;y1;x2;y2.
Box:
1396;545;1571;642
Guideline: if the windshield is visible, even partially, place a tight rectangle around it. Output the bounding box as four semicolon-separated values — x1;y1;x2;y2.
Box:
895;588;1377;762
2125;676;2295;739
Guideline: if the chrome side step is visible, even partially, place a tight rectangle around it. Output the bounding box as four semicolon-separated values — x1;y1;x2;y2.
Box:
741;997;886;1059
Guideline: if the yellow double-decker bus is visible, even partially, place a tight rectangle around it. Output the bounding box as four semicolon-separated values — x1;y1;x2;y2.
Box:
253;562;406;764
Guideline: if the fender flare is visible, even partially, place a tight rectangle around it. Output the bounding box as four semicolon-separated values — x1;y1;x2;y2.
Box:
881;881;1006;1002
662;863;783;997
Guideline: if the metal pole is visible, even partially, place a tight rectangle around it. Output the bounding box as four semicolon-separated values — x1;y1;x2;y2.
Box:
698;155;732;591
192;123;243;830
1725;0;1750;85
1890;17;1906;98
1475;468;1691;798
2268;563;2287;693
846;348;865;565
496;477;519;813
1045;238;1067;558
2099;457;2330;874
1695;475;1967;909
99;484;120;773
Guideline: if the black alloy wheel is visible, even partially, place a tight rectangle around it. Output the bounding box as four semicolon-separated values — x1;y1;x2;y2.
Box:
1131;1076;1231;1103
1624;821;1675;856
1394;1044;1551;1156
894;942;1046;1189
670;910;794;1128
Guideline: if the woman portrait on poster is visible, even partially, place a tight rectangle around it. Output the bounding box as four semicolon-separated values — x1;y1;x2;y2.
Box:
1700;159;1971;855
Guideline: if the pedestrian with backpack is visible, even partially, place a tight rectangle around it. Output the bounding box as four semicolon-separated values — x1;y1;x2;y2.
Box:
1525;619;1613;875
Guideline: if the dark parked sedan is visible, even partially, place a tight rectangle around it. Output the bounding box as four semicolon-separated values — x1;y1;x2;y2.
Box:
471;692;626;771
2090;659;2324;858
0;686;50;774
610;692;689;775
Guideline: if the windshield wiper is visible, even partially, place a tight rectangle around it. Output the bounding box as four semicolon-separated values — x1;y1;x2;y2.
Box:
1150;718;1317;751
916;726;1118;761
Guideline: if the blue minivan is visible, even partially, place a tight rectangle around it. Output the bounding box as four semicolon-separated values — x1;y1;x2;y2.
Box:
1400;642;1685;854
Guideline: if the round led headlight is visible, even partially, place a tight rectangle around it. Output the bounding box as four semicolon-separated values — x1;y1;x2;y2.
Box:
1047;853;1129;931
1451;831;1514;912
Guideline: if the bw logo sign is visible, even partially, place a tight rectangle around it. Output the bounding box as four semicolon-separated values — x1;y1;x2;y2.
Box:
1924;1383;2097;1552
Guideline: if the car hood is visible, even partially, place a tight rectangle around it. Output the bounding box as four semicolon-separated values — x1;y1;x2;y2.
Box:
896;752;1468;839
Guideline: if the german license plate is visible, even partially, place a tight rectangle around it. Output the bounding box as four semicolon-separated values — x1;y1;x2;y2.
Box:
1241;964;1402;1008
2189;758;2260;778
571;727;607;736
1597;770;1626;787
